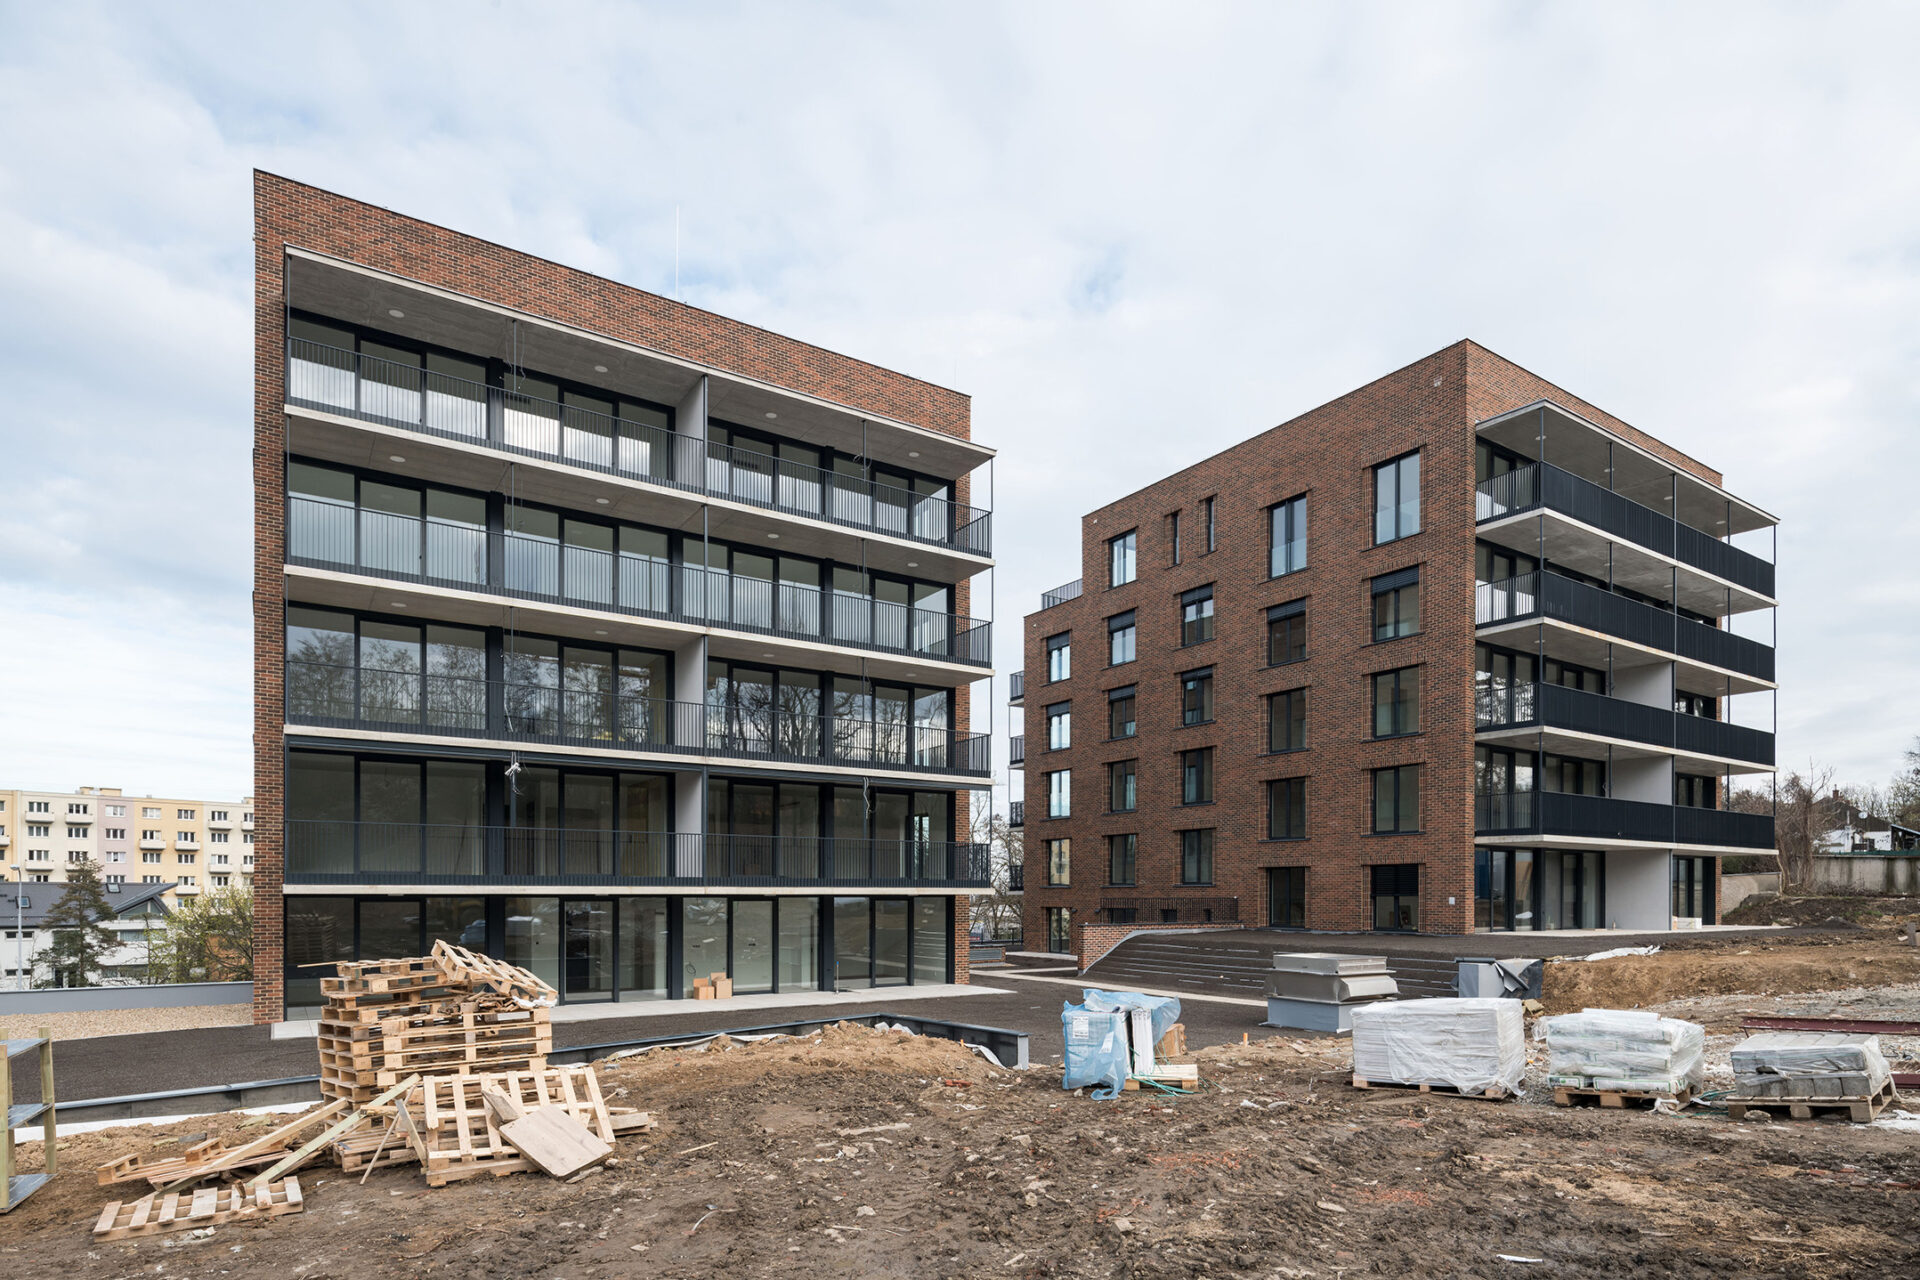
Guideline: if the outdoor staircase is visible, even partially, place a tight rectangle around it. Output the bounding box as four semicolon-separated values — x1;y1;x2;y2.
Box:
1082;931;1459;1001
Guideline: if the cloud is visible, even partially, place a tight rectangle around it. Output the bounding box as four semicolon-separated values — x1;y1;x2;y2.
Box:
0;1;1917;800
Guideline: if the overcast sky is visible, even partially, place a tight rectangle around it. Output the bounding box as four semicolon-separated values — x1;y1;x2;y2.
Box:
1;2;1916;809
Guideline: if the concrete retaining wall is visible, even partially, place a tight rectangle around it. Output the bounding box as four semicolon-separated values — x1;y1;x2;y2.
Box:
1808;856;1920;896
0;980;252;1016
1722;872;1782;909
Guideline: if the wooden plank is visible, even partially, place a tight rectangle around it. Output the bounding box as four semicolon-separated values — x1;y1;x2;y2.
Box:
153;1099;350;1191
247;1075;419;1191
497;1106;613;1178
94;1178;306;1241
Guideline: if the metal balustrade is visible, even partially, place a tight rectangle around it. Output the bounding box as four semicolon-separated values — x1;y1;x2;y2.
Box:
287;493;990;667
1477;461;1774;597
288;338;991;555
1476;572;1775;683
285;819;990;887
1474;791;1774;849
1008;800;1024;827
1009;735;1025;766
286;661;990;776
1039;578;1083;609
1476;681;1774;766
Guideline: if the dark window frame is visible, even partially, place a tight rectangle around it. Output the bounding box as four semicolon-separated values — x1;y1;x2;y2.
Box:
1107;833;1137;886
1370;666;1422;739
1108;759;1138;813
1106;610;1136;666
1180;747;1215;806
1268;493;1307;578
1267;777;1307;840
1180;667;1215;727
1107;685;1137;740
1179;584;1216;647
1371;764;1422;835
1370;567;1421;643
1372;450;1422;546
1179;828;1215;885
1267;687;1308;754
1108;530;1137;586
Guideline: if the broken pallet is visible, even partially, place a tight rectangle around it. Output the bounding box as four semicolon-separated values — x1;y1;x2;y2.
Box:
1350;1075;1511;1101
94;1178;303;1240
403;1066;612;1187
431;940;557;1007
1553;1084;1696;1111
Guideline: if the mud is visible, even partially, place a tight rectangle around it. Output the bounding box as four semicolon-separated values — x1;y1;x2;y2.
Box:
1542;932;1920;1014
4;1022;1916;1278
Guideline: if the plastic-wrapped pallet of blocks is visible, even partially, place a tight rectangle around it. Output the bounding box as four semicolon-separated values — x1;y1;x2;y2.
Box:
1731;1033;1891;1099
1349;998;1526;1097
1541;1009;1705;1094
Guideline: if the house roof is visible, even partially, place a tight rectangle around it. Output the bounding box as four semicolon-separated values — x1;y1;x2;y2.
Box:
0;881;176;929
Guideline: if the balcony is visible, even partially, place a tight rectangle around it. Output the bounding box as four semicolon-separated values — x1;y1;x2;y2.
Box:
1039;578;1083;610
175;837;200;851
1475;792;1774;850
1009;735;1025;766
207;815;233;829
1009;670;1024;704
1008;800;1024;828
138;837;165;851
287;494;990;672
1478;462;1774;605
285;820;990;888
65;812;94;824
175;884;201;895
287;339;991;557
0;833;9;848
1477;572;1774;688
1007;862;1024;892
286;661;990;778
1476;681;1774;771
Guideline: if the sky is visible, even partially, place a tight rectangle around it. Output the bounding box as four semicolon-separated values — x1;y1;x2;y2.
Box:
0;2;1916;811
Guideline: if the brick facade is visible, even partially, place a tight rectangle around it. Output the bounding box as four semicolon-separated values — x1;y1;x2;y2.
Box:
1021;341;1734;947
253;172;979;1022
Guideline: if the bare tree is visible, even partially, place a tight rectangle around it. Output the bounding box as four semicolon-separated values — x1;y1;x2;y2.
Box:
1890;735;1920;830
969;815;1024;941
1774;764;1838;890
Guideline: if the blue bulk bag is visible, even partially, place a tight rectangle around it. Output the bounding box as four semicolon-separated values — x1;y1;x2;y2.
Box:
1080;989;1182;1048
1061;1000;1130;1100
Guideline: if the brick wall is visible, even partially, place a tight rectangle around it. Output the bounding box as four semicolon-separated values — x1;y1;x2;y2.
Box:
253;172;979;1023
952;894;971;985
1020;340;1728;946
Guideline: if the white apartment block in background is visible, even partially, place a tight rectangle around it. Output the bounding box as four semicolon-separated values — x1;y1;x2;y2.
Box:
0;786;254;905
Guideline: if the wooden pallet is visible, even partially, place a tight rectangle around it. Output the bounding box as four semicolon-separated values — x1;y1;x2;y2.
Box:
1725;1077;1896;1124
431;940;557;1007
93;1178;303;1240
402;1066;613;1187
1351;1075;1511;1101
1553;1084;1697;1111
98;1139;292;1187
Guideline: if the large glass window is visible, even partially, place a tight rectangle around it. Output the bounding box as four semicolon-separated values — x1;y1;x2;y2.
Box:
1543;754;1607;796
1045;702;1072;751
1268;689;1307;753
1107;686;1137;739
780;898;820;990
1675;773;1718;808
1108;834;1137;886
1268;777;1307;840
1475;645;1537;728
618;898;669;999
874;898;910;985
1181;669;1214;726
1268;495;1307;577
1045;907;1072;956
1179;829;1214;884
1267;600;1306;666
1180;748;1214;805
1268;866;1305;929
1371;765;1422;834
1046;770;1071;818
1046;838;1072;886
1180;586;1215;646
912;897;947;985
1371;568;1420;642
1046;632;1071;683
835;897;872;989
1373;451;1421;545
505;895;562;991
1108;759;1137;813
1371;667;1422;738
1370;864;1420;930
1107;611;1136;666
683;897;730;988
1109;530;1137;586
283;897;354;1009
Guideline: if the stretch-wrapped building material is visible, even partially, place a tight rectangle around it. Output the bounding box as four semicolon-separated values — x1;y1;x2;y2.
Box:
1061;1002;1130;1100
1730;1033;1892;1099
1542;1009;1705;1094
1350;998;1526;1095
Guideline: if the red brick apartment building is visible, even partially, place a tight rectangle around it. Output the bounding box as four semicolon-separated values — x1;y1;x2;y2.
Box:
1012;343;1777;956
252;173;993;1023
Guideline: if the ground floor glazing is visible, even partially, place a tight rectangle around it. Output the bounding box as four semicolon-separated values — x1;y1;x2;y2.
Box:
282;892;955;1013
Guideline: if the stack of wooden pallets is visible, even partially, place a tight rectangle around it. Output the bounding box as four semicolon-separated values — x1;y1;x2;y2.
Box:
316;942;558;1104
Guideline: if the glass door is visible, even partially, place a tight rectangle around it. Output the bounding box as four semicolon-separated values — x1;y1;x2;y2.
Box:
732;898;775;993
561;898;615;1002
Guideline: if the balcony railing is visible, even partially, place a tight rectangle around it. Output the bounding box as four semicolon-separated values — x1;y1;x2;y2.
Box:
1009;735;1025;766
1477;461;1774;598
1009;670;1024;702
1008;800;1024;828
1096;897;1239;924
1039;578;1083;610
1476;572;1775;683
286;661;990;776
1007;863;1024;891
285;820;990;887
1476;681;1774;766
288;339;991;555
287;493;990;668
1475;791;1774;849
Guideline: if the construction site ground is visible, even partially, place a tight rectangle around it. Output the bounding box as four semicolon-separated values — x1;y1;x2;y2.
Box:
4;923;1919;1276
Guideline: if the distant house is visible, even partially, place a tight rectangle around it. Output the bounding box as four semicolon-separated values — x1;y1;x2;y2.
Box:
0;880;175;986
1894;822;1920;853
1815;792;1899;854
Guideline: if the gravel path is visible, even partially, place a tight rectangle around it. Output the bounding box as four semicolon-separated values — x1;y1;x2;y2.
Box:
0;1002;250;1043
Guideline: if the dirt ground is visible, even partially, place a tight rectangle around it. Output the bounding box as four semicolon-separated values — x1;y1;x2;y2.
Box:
5;1019;1918;1278
1542;929;1920;1014
1725;894;1920;929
